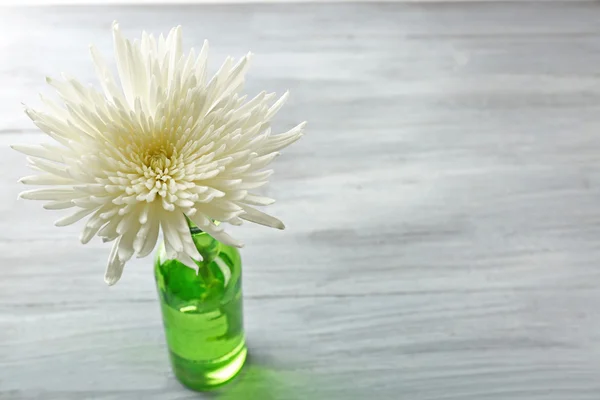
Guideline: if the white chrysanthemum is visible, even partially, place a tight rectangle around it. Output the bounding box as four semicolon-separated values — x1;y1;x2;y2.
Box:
13;22;304;285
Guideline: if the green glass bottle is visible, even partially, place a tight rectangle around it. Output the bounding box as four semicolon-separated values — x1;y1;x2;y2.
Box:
154;223;246;391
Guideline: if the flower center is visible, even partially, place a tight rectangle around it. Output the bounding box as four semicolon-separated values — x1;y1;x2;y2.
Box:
148;152;168;171
129;145;184;208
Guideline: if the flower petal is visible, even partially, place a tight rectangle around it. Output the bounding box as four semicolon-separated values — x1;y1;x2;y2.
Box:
44;200;76;210
55;207;99;227
19;188;78;201
242;194;276;206
19;174;74;185
10;144;66;163
117;228;137;263
175;251;200;271
105;237;125;286
239;205;285;230
136;217;160;258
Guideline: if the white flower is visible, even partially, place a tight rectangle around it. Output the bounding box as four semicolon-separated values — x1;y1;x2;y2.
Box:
13;22;305;285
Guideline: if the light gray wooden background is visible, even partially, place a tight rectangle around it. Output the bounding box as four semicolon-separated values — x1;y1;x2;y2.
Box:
2;2;600;399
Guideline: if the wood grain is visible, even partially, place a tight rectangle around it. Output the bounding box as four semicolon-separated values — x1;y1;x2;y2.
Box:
2;2;600;399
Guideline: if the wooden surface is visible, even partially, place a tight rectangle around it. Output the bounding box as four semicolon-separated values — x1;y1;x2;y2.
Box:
3;2;600;399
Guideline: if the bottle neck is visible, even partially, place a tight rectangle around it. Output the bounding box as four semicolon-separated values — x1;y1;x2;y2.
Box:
186;215;222;239
185;215;221;263
186;215;204;235
189;225;203;235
